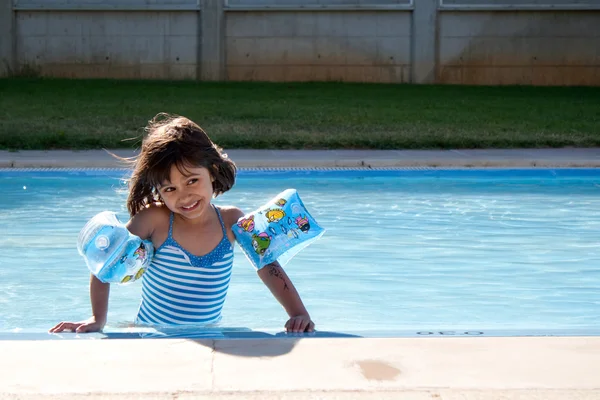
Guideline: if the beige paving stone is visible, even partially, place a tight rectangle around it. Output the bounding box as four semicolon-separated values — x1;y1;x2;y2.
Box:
439;389;600;400
211;337;600;392
2;336;600;399
0;339;214;394
3;390;600;400
0;391;438;399
1;149;599;168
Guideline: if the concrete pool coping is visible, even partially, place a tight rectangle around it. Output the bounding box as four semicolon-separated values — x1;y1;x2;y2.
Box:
1;147;600;168
2;336;600;399
2;148;600;399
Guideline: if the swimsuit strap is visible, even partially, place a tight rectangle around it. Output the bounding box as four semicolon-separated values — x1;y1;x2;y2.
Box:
213;205;228;238
168;212;175;240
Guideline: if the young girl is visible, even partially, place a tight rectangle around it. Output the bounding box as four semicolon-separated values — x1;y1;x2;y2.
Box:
49;113;315;334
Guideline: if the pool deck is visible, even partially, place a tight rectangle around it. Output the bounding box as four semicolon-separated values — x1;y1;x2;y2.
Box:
0;147;599;168
2;335;600;399
2;148;600;400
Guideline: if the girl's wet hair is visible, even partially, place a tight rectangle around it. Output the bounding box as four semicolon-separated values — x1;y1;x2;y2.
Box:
126;113;236;216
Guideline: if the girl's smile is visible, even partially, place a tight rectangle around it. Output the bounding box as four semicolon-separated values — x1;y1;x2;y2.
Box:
181;200;200;211
178;198;204;216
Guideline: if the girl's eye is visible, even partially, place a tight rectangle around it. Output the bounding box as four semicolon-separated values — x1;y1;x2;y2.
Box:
163;187;174;193
188;179;198;185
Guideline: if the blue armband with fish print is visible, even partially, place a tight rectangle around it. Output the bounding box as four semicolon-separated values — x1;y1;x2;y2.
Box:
77;211;154;284
232;189;325;270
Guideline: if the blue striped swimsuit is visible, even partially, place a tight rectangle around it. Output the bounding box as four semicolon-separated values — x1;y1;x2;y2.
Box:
135;206;234;326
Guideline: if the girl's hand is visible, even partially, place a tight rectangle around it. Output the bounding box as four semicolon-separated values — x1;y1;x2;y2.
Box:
285;314;315;333
49;317;105;334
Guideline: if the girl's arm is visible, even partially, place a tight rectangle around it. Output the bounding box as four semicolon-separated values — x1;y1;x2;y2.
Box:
257;262;315;333
223;206;315;333
88;274;110;328
48;275;110;333
49;206;160;334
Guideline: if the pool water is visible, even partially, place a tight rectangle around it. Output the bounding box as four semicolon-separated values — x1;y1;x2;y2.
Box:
1;168;599;337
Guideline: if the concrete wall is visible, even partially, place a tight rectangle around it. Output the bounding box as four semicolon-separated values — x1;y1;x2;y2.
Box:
225;11;411;83
3;0;600;85
442;0;597;5
438;11;600;85
15;10;198;79
0;0;14;75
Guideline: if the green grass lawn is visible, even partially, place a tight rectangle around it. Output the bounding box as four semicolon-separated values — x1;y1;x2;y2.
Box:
1;78;599;150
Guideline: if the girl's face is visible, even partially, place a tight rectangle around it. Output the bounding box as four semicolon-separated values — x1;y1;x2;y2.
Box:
157;164;214;221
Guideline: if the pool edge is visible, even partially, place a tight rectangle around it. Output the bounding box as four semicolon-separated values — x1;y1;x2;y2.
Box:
1;149;600;169
2;336;600;398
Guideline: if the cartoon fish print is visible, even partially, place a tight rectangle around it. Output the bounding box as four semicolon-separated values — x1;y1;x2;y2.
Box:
252;232;272;255
275;198;287;207
134;267;146;280
295;215;310;233
237;215;255;232
265;208;285;223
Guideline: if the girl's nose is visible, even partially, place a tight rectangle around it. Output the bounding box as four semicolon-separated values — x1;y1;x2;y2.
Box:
178;191;193;202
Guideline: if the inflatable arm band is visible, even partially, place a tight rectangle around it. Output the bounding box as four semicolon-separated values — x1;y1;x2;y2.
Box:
77;211;154;284
232;189;325;270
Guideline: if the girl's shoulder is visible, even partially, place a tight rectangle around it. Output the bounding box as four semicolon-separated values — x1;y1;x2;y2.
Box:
216;205;245;228
127;203;170;240
136;202;171;220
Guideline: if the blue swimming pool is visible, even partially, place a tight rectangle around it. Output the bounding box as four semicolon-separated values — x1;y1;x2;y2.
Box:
1;168;599;339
